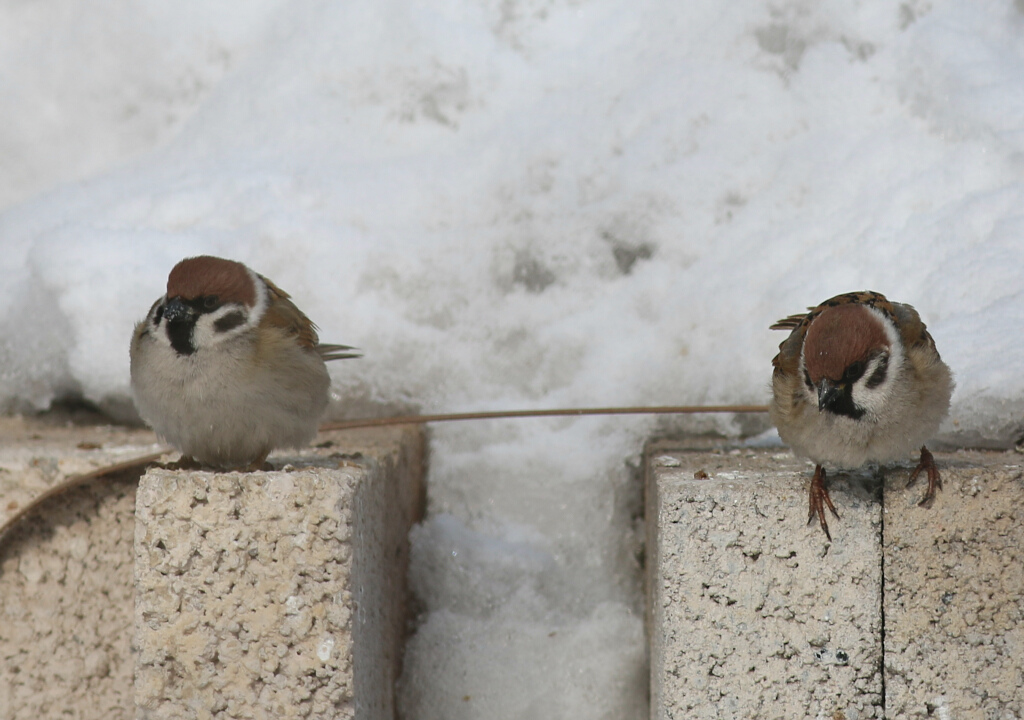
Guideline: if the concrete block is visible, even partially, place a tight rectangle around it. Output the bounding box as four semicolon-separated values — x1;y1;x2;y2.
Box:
0;417;159;720
133;426;425;720
645;445;883;720
0;477;139;720
883;450;1024;718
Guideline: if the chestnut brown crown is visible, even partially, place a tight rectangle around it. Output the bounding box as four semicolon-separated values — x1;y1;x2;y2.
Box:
802;304;890;385
167;256;257;306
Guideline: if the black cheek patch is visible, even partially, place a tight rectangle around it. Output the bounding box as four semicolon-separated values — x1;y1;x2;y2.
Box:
865;355;889;389
214;311;247;333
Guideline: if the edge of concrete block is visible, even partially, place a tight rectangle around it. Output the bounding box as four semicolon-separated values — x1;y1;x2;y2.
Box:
133;425;426;720
882;450;1024;718
644;442;883;719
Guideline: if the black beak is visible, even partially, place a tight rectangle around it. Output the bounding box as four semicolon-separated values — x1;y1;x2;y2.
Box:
817;379;842;412
162;297;195;323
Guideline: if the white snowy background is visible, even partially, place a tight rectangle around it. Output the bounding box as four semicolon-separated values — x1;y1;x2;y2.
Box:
3;1;1024;717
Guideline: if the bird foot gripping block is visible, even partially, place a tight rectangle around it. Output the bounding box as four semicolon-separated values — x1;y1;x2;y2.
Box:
134;427;425;720
646;445;1024;720
646;447;883;720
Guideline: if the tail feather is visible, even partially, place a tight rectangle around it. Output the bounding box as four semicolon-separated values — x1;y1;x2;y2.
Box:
317;344;362;361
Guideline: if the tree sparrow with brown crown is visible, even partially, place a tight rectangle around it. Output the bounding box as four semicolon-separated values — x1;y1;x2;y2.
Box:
770;291;954;540
130;255;359;470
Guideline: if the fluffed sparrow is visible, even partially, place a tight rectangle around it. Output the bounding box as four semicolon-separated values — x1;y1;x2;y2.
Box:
770;291;954;540
130;255;359;469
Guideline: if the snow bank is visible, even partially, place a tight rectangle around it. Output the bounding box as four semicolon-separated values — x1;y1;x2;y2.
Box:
3;0;1024;715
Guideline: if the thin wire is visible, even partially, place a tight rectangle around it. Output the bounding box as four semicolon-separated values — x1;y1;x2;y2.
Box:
0;450;167;541
320;404;770;430
0;404;770;541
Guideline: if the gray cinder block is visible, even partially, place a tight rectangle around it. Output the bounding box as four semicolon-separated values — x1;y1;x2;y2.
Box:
0;475;138;720
134;426;425;720
0;416;158;720
645;446;883;720
883;451;1024;718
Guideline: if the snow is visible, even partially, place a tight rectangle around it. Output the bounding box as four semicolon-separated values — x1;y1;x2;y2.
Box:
3;0;1024;716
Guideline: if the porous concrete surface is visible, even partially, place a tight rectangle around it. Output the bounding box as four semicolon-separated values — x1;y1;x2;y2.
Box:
0;414;163;530
134;426;425;720
883;450;1024;719
0;474;140;720
646;445;884;720
0;414;159;720
0;417;424;720
647;444;1024;720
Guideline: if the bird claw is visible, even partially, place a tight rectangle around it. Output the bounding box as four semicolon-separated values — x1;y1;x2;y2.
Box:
907;445;941;507
155;454;272;473
156;455;203;471
808;464;839;541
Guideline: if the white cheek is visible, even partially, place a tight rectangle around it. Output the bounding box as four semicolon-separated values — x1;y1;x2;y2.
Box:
148;318;176;351
850;380;892;417
191;316;217;348
143;299;172;350
192;305;255;348
850;352;904;418
795;358;818;405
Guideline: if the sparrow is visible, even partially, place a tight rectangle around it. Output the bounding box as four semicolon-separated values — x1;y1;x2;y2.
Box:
130;255;359;470
769;291;954;540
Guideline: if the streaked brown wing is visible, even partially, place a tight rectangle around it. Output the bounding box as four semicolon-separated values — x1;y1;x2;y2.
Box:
890;301;938;354
259;276;321;350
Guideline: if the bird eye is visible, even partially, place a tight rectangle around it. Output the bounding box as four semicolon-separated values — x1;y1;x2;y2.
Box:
203;295;220;310
845;361;865;382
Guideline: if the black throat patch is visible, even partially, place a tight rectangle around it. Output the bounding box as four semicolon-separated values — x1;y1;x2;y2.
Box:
821;385;865;420
166;319;197;356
